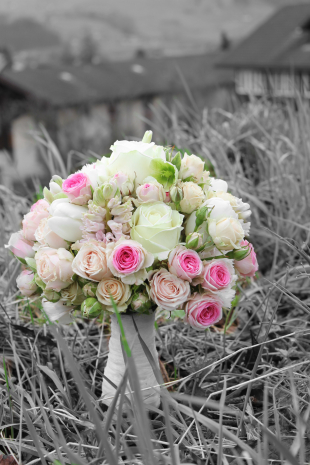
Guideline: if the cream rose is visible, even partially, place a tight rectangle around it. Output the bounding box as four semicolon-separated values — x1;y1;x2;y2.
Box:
96;277;131;312
179;154;204;182
130;202;184;260
148;268;191;311
72;241;112;282
179;182;205;214
208;217;244;251
35;247;74;291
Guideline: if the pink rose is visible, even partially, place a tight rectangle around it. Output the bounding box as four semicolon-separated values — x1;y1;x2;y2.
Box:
234;240;258;278
35;247;74;291
62;173;92;205
185;293;223;330
200;258;235;292
107;238;154;285
31;199;49;213
22;208;50;242
5;231;35;259
16;270;38;297
168;245;202;282
136;182;165;203
149;268;191;311
72;241;112;282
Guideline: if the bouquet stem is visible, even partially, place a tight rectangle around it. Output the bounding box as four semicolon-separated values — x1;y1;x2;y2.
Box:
102;312;160;408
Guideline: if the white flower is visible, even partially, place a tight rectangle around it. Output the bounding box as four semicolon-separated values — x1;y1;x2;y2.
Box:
210;178;228;193
81;158;110;190
179;154;204;182
179;182;205;214
108;138;166;186
42;299;74;324
130;202;184;260
48;198;88;242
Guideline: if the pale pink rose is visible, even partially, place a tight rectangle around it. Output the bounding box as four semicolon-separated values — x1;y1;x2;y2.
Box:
200;258;235;292
16;270;38;297
136;182;165;203
35;217;69;249
185;293;223;330
22;208;50;242
168;245;202;282
30;199;49;213
62;173;92;205
148;268;191;311
35;247;74;291
107;238;154;285
5;231;35;259
234;240;258;278
72;241;112;282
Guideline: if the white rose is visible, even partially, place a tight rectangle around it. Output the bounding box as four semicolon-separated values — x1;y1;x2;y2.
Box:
47;198;88;242
35;217;69;249
179;182;205;214
96;277;131;313
210;178;228;193
81;158;110;190
130;202;184;260
208;217;244;251
185;197;238;242
179;154;204;182
108;137;166;186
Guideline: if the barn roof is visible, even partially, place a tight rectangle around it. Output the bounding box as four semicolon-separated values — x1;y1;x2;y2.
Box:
0;52;232;107
217;4;310;71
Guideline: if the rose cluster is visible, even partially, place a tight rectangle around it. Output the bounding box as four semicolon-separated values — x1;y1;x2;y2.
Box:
6;131;258;331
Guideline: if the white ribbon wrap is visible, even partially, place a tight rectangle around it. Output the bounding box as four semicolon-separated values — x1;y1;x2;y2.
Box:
102;312;160;408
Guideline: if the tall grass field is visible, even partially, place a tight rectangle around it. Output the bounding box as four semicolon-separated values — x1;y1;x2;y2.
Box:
1;99;310;464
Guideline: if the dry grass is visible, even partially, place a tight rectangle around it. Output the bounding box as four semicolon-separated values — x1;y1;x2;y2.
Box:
1;100;310;464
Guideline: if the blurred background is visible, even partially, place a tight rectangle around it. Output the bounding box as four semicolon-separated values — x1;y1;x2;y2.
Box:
0;0;309;194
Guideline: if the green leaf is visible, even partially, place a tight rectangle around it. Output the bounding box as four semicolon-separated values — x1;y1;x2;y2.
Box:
195;205;208;231
170;309;185;319
149;158;178;190
171;152;181;171
25;257;37;271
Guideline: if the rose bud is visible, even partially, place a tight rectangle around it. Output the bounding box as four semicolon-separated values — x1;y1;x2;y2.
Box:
16;270;38;297
81;298;103;318
43;289;61;303
83;282;98;297
186;232;203;250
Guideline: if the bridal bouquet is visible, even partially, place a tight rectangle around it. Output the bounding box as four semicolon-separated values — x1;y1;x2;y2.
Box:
7;131;258;327
7;131;258;406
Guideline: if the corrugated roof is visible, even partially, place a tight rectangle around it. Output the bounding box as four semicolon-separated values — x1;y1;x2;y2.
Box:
217;4;310;70
0;52;232;107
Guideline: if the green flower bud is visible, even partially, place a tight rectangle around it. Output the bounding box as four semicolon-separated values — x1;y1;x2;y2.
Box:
186;232;203;250
226;247;250;261
43;290;61;303
131;293;152;314
51;175;63;187
81;298;103;318
61;282;85;305
83;282;98;297
141;130;152;143
93;182;118;206
43;187;54;204
170;186;183;204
